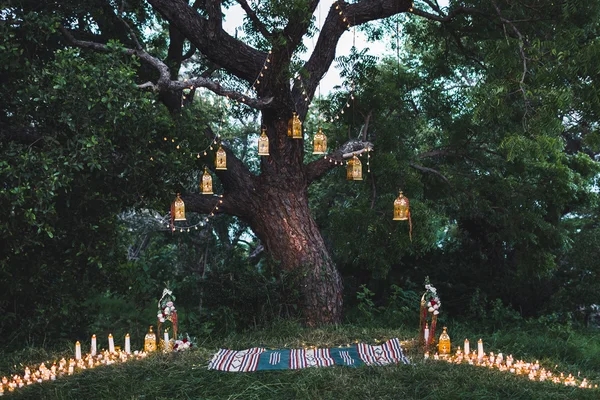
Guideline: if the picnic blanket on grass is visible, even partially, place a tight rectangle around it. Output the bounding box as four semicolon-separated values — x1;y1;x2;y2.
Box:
208;338;410;372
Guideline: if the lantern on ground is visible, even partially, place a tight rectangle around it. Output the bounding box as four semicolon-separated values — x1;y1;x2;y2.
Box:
171;193;186;221
348;155;362;180
312;127;327;154
287;112;303;139
215;145;227;170
258;128;269;156
144;326;157;353
201;167;213;194
438;327;451;356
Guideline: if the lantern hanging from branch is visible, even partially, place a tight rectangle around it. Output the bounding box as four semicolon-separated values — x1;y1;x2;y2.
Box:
201;167;213;194
349;155;362;180
258;128;269;156
287;112;303;139
346;156;354;180
171;193;186;221
393;190;413;241
312;127;327;154
215;145;227;170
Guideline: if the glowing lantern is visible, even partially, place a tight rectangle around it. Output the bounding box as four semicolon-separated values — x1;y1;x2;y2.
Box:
215;145;227;170
144;326;156;352
287;112;303;139
393;191;410;220
171;193;186;221
438;327;451;356
312;127;327;154
201;167;213;194
258;128;269;156
346;155;362;180
393;190;413;241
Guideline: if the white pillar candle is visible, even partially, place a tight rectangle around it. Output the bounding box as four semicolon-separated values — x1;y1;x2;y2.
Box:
424;326;429;343
108;334;115;353
125;334;131;354
164;331;169;347
464;339;470;357
477;339;484;360
91;334;97;356
75;341;82;360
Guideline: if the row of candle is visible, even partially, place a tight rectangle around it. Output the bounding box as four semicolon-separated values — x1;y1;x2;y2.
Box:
0;334;148;396
425;339;598;390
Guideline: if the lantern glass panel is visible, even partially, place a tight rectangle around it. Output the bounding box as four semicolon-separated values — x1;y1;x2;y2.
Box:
258;129;269;156
393;191;410;220
172;194;186;221
312;127;327;154
351;155;362;180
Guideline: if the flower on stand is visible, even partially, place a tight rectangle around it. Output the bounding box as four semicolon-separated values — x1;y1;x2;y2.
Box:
423;277;441;315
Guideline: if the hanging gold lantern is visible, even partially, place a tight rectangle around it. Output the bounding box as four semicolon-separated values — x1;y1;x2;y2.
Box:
438;327;451;356
287;112;303;139
393;191;410;221
171;193;186;221
351;155;362;180
312;127;327;154
346;157;354;180
201;167;213;194
393;190;413;241
215;145;227;170
258;128;269;156
144;326;157;353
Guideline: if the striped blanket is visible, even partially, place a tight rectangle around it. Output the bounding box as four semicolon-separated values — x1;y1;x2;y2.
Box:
208;338;409;372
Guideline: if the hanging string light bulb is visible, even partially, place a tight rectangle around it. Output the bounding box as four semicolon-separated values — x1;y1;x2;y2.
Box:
350;154;362;180
258;128;269;156
287;112;303;139
171;193;186;221
312;127;327;155
215;145;227;170
201;167;213;194
393;190;413;241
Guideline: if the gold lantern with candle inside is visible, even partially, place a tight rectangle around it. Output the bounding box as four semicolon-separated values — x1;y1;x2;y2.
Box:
144;326;157;352
258;128;269;156
438;327;451;356
346;155;362;180
393;191;410;220
171;193;186;221
312;127;327;154
215;145;227;170
201;167;213;194
287;112;303;139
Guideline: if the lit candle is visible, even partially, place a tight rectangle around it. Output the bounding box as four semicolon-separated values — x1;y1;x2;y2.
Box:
464;339;470;357
477;338;484;360
91;334;97;356
125;333;131;354
75;341;82;360
424;323;429;344
108;334;115;353
164;330;169;350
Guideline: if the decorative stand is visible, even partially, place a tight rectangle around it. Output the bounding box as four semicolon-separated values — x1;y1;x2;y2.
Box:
419;278;441;353
156;288;178;350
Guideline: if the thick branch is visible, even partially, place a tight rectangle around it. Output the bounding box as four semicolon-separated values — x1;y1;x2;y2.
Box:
305;140;373;183
147;0;264;83
235;0;272;38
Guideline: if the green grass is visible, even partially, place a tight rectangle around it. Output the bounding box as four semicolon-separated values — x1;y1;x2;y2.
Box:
2;321;599;399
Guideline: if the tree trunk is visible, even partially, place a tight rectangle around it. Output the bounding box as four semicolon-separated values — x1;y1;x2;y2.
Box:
249;186;343;326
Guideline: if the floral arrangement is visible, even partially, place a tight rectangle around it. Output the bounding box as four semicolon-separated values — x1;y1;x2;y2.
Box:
157;288;177;323
420;277;441;349
423;281;441;316
173;335;195;352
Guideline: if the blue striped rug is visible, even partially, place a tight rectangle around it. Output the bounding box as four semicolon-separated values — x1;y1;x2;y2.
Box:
208;338;410;372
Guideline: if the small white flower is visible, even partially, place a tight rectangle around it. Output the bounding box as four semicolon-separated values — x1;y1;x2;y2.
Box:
170;306;176;312
425;284;431;290
428;307;435;312
159;317;165;323
427;302;432;307
434;304;439;310
164;308;171;315
433;310;439;315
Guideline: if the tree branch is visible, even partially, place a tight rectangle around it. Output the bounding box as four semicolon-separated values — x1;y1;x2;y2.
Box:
147;0;265;83
305;140;373;183
234;0;272;38
409;163;451;185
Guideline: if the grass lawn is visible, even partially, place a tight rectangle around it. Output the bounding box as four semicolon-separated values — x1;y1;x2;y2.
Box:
2;322;599;399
